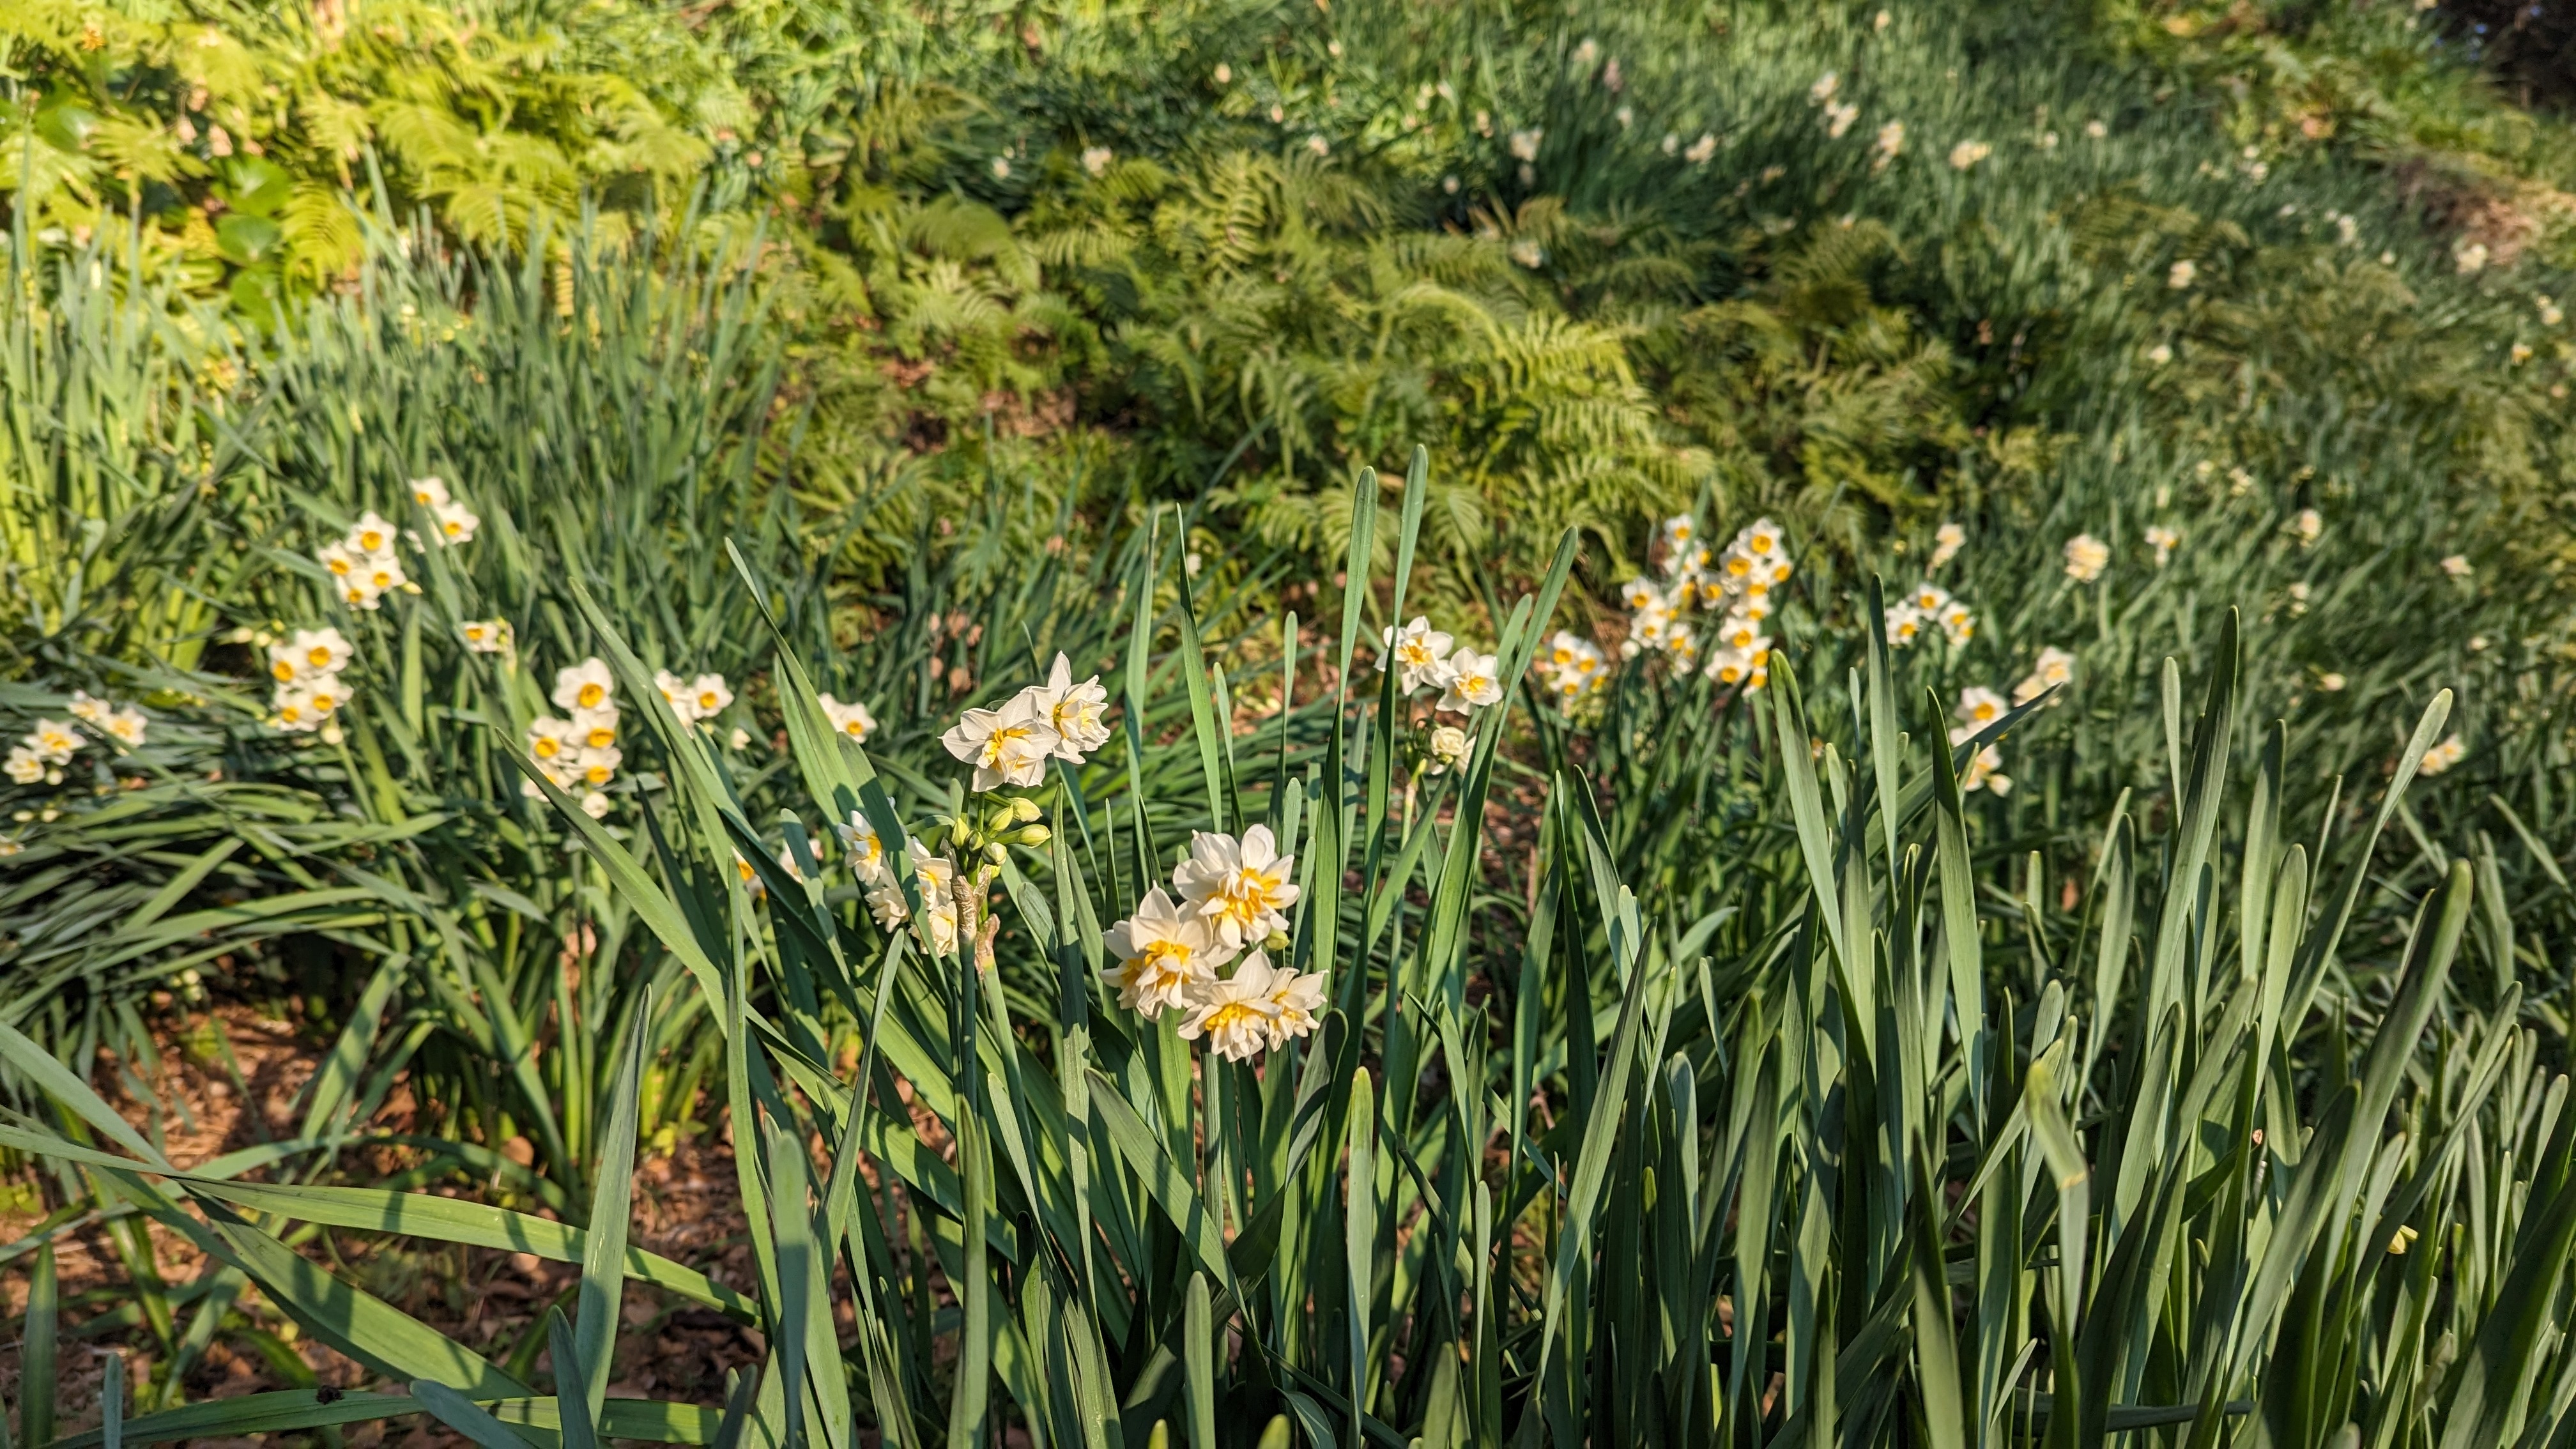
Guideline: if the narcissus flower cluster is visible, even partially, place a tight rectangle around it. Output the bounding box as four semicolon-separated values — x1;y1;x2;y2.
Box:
526;659;623;818
1104;825;1322;1061
1616;514;1793;691
266;627;357;737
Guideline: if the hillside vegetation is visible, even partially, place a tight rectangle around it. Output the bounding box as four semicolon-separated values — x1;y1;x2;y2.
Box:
4;2;2576;1446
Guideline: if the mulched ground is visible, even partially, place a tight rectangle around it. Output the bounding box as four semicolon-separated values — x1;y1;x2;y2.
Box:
0;1005;765;1448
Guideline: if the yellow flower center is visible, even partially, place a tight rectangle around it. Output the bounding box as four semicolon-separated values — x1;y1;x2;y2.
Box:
533;737;560;759
326;555;353;576
307;647;334;669
578;683;606;709
979;724;1038;765
698;691;722;710
1199;1002;1264;1037
273;660;298;682
585;726;614;748
358;530;385;551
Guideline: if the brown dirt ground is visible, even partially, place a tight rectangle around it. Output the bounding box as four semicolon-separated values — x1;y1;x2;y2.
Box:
0;1006;764;1449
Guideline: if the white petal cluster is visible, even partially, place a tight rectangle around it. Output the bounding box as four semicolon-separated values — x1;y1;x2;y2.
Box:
266;626;357;735
1884;579;1976;652
61;689;148;751
459;618;513;654
2012;647;2076;707
6;714;94;785
2063;533;2110;583
2418;735;2467;776
1101;834;1325;1057
818;694;878;742
410;477;482;548
1174;950;1326;1062
318;512;407;611
863;839;960;955
940;652;1110;792
1172;825;1301;949
1618;515;1793;690
1536;631;1610;709
527;657;620;816
655;670;735;726
2145;525;2181;568
1946;687;2014;796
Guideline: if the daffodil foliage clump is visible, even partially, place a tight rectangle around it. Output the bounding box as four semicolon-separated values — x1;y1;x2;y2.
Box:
0;465;2571;1449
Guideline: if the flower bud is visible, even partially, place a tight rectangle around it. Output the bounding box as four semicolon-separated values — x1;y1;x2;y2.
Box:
1264;930;1290;953
949;817;972;847
1017;825;1052;847
984;841;1009;865
1011;795;1042;823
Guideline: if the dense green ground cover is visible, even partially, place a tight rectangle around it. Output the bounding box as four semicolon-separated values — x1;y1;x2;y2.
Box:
3;0;2576;1445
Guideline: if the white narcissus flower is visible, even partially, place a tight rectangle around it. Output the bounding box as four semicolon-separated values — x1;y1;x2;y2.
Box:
688;674;733;720
2014;647;2076;705
355;551;407;597
1948;139;1991;170
2292;509;2322;546
1956;687;2006;728
835;811;893;886
1437;650;1502;715
580;791;613;819
526;717;576;767
2418;735;2467;776
2167;259;2196;289
346;511;399;556
1938;601;1975;647
576;746;622;788
410;477;450;509
1950;726;2012;793
68;691;112;726
1620;578;1662;610
1705;648;1762;689
102;709;148;746
2062;534;2110;583
2145;525;2181;566
301;675;353;719
1427;724;1471;775
2441;555;2472;578
734;852;768;901
818;693;878;742
1381;617;1455;694
431;502;479;544
1906;581;1952;616
1103;887;1236;1016
4;748;42;783
1081;146;1114;177
1931;521;1966;569
942;691;1062;792
1172;825;1301;948
655;670;698;723
571;705;620;751
1028;653;1112;760
1176;952;1289;1062
1713;613;1766;655
1259;961;1327;1048
270;627;353;684
272;688;326;733
25;720;80;764
318;540;360;581
553;658;616;712
866;842;961;954
459;619;512;654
